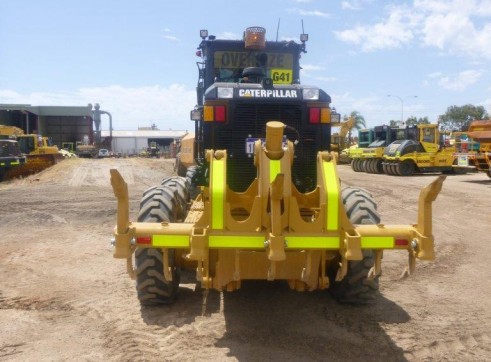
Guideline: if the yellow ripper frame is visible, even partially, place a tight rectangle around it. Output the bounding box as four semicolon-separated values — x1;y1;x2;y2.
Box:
110;122;445;291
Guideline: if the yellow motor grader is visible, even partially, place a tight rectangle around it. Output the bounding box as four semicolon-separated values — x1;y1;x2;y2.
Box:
110;27;445;305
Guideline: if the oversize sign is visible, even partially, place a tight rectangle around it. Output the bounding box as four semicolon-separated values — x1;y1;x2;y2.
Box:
214;51;294;69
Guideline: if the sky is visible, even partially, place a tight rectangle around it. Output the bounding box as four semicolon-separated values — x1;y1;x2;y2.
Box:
1;0;490;132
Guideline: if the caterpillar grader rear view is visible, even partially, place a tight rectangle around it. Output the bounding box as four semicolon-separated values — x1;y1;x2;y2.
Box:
110;27;445;305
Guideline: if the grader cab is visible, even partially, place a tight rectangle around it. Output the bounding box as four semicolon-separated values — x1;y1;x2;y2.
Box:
110;27;445;305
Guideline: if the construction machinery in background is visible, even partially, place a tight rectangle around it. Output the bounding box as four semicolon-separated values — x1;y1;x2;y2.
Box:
357;128;375;148
382;123;464;176
465;120;491;177
146;141;161;158
75;135;98;158
0;138;26;181
110;26;445;307
330;116;352;164
350;125;409;173
0;125;65;179
174;132;195;176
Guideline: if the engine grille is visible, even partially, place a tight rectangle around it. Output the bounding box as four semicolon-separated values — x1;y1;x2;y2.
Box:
209;103;319;192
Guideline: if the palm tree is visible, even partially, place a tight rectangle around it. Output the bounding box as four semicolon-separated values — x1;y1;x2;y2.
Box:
344;111;366;146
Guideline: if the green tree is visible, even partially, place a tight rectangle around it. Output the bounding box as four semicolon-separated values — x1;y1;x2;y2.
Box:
406;116;430;126
343;111;366;146
438;104;489;131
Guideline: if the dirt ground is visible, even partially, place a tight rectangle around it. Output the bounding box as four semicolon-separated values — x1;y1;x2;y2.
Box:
1;157;490;362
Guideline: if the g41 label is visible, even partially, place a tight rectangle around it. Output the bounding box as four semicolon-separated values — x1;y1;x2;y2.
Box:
271;69;293;84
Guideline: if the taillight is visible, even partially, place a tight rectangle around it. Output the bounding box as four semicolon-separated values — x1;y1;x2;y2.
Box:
395;239;409;246
215;105;226;122
204;106;214;122
309;108;320;124
204;105;227;122
320;108;330;123
136;236;152;245
309;107;330;124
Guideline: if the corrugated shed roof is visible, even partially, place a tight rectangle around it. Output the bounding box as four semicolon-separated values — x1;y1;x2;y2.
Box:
0;104;92;117
101;130;189;138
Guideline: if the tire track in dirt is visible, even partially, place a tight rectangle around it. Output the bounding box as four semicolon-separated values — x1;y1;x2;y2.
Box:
0;343;25;361
68;163;89;187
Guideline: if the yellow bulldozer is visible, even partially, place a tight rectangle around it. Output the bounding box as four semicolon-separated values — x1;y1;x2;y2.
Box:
0;125;63;179
110;27;445;306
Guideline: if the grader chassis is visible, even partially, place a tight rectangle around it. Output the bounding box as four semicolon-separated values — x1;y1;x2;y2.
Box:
111;121;445;304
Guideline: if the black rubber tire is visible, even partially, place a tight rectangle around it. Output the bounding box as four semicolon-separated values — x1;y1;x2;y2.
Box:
354;159;360;172
160;176;189;220
351;159;358;172
329;187;381;304
374;159;384;174
361;159;368;173
135;186;181;305
398;160;415;176
185;166;200;200
174;154;187;177
390;163;398;176
368;158;377;173
139;185;179;221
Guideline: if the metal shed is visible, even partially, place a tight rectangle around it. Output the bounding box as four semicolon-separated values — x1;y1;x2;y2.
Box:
101;129;188;157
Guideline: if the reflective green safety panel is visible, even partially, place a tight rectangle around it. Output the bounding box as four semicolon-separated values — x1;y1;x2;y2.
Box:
286;236;340;249
211;158;225;230
269;159;281;183
361;236;394;249
209;236;265;249
322;162;339;231
152;235;190;248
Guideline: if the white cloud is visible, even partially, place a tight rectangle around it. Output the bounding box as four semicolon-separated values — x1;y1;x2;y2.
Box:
162;35;179;41
162;28;179;42
217;32;240;40
336;0;491;58
0;85;196;131
287;8;331;18
341;1;363;11
335;7;415;51
314;76;337;82
428;71;443;78
301;64;326;71
437;70;483;91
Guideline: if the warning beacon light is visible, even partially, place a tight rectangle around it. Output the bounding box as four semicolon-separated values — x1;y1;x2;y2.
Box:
244;27;266;50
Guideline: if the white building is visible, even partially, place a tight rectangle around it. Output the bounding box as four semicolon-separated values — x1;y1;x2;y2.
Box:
101;129;189;157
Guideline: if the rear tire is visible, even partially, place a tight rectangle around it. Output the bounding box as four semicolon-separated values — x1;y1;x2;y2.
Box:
160;176;189;220
135;185;181;305
185;166;200;200
329;187;381;304
398;160;415;176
